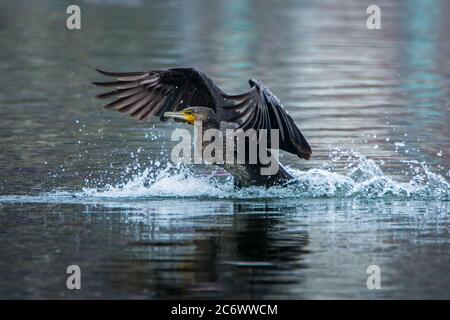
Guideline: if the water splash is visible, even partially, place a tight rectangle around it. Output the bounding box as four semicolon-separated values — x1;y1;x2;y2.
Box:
1;150;449;202
59;150;450;200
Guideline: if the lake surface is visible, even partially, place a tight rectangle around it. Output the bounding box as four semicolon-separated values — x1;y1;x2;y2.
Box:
0;0;449;299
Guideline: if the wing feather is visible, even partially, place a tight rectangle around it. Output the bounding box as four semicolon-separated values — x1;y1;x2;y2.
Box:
93;68;311;159
93;68;216;122
219;79;311;159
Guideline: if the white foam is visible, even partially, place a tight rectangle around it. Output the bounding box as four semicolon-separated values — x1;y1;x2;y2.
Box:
1;150;449;202
72;150;450;200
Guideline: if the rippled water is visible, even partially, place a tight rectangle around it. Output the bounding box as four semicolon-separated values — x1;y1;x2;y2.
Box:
0;0;449;299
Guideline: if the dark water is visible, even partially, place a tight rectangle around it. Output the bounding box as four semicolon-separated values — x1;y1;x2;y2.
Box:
0;0;449;299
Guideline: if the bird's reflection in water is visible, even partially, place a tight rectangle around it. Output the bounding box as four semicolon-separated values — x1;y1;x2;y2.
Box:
103;201;310;299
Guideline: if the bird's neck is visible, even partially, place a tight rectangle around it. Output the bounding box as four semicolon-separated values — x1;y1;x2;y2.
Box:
194;119;220;157
196;119;219;131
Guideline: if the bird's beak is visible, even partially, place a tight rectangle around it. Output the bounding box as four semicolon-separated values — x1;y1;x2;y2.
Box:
163;111;186;120
163;111;196;124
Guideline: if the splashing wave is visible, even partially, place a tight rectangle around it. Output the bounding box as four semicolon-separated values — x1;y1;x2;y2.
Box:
66;150;450;200
1;151;449;202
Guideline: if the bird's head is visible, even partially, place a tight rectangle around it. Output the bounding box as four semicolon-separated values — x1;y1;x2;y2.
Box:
163;107;217;126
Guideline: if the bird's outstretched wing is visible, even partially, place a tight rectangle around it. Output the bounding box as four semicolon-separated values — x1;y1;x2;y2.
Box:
219;79;312;160
93;68;311;159
92;67;218;121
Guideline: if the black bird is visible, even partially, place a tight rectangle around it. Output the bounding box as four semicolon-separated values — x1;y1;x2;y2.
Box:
93;67;311;187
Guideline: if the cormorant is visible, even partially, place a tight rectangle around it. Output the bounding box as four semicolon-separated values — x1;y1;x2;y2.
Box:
93;67;311;187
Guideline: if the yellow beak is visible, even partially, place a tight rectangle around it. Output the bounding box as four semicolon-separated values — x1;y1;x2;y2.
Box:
163;111;196;124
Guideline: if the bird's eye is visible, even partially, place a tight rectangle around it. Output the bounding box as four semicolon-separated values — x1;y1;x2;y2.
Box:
184;110;192;115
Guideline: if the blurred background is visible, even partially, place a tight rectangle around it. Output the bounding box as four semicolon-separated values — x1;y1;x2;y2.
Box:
0;0;449;299
0;0;449;193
